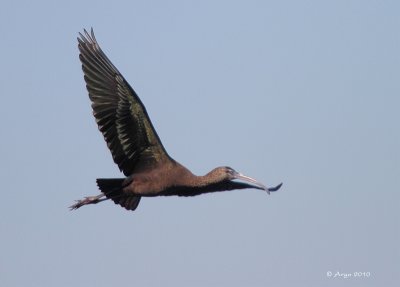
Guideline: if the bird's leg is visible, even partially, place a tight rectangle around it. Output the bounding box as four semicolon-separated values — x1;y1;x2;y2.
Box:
69;193;107;210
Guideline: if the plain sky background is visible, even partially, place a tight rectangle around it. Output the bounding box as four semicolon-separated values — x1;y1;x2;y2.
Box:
0;1;398;286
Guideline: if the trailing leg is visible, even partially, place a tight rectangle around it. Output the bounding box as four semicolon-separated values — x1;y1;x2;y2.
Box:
69;193;107;210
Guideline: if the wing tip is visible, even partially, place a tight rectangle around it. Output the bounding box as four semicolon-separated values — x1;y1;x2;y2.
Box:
78;27;97;46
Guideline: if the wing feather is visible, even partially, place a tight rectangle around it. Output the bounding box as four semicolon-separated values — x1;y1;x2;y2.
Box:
78;28;172;175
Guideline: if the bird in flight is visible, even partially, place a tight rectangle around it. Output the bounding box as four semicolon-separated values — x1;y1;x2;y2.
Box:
70;29;282;211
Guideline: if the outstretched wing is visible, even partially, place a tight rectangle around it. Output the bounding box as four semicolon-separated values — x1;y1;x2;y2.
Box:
78;29;172;176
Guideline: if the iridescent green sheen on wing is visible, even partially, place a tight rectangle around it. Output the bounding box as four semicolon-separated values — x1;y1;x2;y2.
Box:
78;29;172;176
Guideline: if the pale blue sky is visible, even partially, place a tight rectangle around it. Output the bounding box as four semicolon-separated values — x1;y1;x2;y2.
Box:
0;1;399;286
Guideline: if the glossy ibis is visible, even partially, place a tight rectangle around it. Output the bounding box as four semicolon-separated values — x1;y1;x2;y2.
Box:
70;29;282;211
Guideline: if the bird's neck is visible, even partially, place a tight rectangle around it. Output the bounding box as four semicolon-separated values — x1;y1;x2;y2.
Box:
180;169;224;189
193;174;220;187
162;163;226;196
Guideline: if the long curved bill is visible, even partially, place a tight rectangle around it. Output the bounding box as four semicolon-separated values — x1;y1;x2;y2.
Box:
234;172;282;195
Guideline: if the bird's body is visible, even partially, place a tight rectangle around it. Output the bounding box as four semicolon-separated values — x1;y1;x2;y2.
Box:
71;29;282;211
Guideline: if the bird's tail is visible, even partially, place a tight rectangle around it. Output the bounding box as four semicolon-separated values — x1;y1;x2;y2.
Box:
97;178;141;211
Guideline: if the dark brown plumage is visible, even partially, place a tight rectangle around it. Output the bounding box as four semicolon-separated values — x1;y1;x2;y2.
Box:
70;29;282;211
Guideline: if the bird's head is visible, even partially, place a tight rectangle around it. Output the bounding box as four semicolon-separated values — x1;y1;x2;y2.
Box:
211;166;282;194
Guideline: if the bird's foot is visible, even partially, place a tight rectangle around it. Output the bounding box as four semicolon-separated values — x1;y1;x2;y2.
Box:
69;194;105;210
